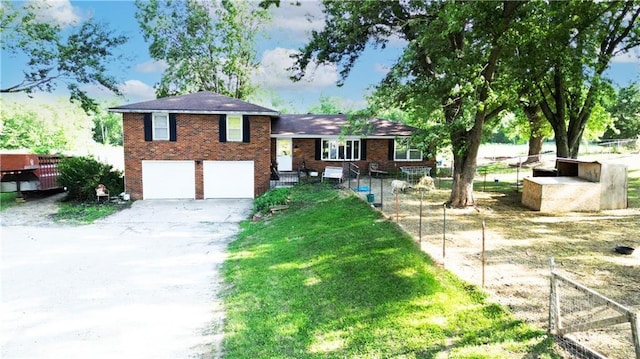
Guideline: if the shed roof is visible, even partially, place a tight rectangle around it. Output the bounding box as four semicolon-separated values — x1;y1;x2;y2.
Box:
109;91;279;116
271;114;416;138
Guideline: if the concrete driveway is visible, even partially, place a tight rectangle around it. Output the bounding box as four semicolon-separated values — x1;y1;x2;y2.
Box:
1;198;252;359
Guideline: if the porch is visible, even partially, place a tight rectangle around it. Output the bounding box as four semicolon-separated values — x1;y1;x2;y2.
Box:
269;170;323;189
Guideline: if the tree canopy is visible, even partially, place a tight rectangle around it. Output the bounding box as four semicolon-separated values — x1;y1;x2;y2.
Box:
287;1;526;207
0;0;128;113
135;0;270;99
270;0;640;207
604;82;640;140
516;1;640;158
0;97;94;153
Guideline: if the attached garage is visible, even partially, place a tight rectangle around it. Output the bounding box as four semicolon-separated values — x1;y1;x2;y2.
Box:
142;160;195;199
204;161;254;199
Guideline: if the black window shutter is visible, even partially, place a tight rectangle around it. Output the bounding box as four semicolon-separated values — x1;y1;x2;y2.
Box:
169;114;177;142
388;139;395;160
315;139;321;160
242;115;250;143
361;139;367;160
144;114;152;141
219;114;227;142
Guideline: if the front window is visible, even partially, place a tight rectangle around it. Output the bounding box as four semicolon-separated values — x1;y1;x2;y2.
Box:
153;113;169;140
322;139;361;160
394;137;422;161
227;115;242;142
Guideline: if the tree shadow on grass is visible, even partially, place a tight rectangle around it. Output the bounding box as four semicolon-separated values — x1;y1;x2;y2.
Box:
223;193;559;358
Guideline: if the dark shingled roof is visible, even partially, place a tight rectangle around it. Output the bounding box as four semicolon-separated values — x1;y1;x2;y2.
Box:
109;91;279;115
271;114;416;138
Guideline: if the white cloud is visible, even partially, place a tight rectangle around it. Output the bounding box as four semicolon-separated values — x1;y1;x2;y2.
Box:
612;49;640;64
134;60;169;74
266;1;325;37
253;47;338;91
374;63;390;75
118;80;156;101
75;80;154;105
27;0;83;27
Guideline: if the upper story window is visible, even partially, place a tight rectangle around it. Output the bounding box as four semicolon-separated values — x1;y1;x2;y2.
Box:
153;113;169;140
322;138;360;161
394;137;422;161
227;115;243;142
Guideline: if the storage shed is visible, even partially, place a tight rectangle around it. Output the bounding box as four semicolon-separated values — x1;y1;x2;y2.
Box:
0;154;64;194
522;159;627;212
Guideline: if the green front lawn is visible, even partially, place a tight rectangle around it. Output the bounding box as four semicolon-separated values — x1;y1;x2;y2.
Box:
222;184;559;358
53;202;122;224
0;192;18;211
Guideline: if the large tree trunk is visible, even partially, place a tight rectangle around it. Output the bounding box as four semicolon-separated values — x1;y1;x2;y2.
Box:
523;104;544;164
554;127;571;159
446;115;484;208
527;136;544;163
444;2;519;207
448;144;479;207
538;67;574;159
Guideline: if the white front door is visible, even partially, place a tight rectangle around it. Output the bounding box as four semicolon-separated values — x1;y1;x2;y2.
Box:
276;138;293;171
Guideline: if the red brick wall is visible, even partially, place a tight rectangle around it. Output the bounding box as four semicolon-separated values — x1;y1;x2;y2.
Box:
270;138;436;176
123;113;271;200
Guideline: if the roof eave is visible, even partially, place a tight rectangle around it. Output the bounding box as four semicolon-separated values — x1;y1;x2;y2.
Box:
109;108;280;116
270;134;411;139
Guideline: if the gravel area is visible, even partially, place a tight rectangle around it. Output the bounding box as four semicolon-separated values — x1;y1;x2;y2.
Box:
1;194;252;359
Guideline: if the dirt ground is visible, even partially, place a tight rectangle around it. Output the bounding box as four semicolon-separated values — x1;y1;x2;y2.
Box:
348;155;639;359
0;190;68;226
2;194;252;359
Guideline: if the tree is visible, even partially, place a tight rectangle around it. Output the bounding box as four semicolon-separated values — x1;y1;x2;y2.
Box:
135;0;270;99
306;95;351;114
519;2;640;158
0;1;128;113
604;82;640;140
92;110;123;146
283;1;525;207
0;98;94;153
57;156;124;202
521;104;550;164
0;106;67;153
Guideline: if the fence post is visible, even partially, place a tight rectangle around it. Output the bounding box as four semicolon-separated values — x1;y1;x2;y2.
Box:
395;191;399;223
442;204;447;265
419;189;423;244
516;157;520;193
481;220;486;288
483;167;487;192
632;311;640;359
549;257;561;334
380;176;384;209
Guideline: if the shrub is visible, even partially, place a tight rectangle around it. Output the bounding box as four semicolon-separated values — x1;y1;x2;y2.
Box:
254;187;291;214
57;156;124;202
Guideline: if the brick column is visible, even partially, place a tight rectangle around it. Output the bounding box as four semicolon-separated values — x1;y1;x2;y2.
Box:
195;160;204;199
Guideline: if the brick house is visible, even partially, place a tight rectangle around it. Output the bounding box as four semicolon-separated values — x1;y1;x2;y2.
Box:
110;91;434;200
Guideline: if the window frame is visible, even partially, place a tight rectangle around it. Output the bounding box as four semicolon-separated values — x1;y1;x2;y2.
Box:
321;138;361;161
226;114;243;142
152;112;170;141
394;137;422;161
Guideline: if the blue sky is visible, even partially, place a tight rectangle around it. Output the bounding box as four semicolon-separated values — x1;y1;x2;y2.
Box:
1;0;639;113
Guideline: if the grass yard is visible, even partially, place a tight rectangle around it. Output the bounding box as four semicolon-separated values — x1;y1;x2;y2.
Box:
361;152;639;359
0;192;18;211
222;184;559;358
53;201;124;224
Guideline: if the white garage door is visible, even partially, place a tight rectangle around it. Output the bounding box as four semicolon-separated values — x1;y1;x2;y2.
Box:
203;161;254;199
142;160;195;199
